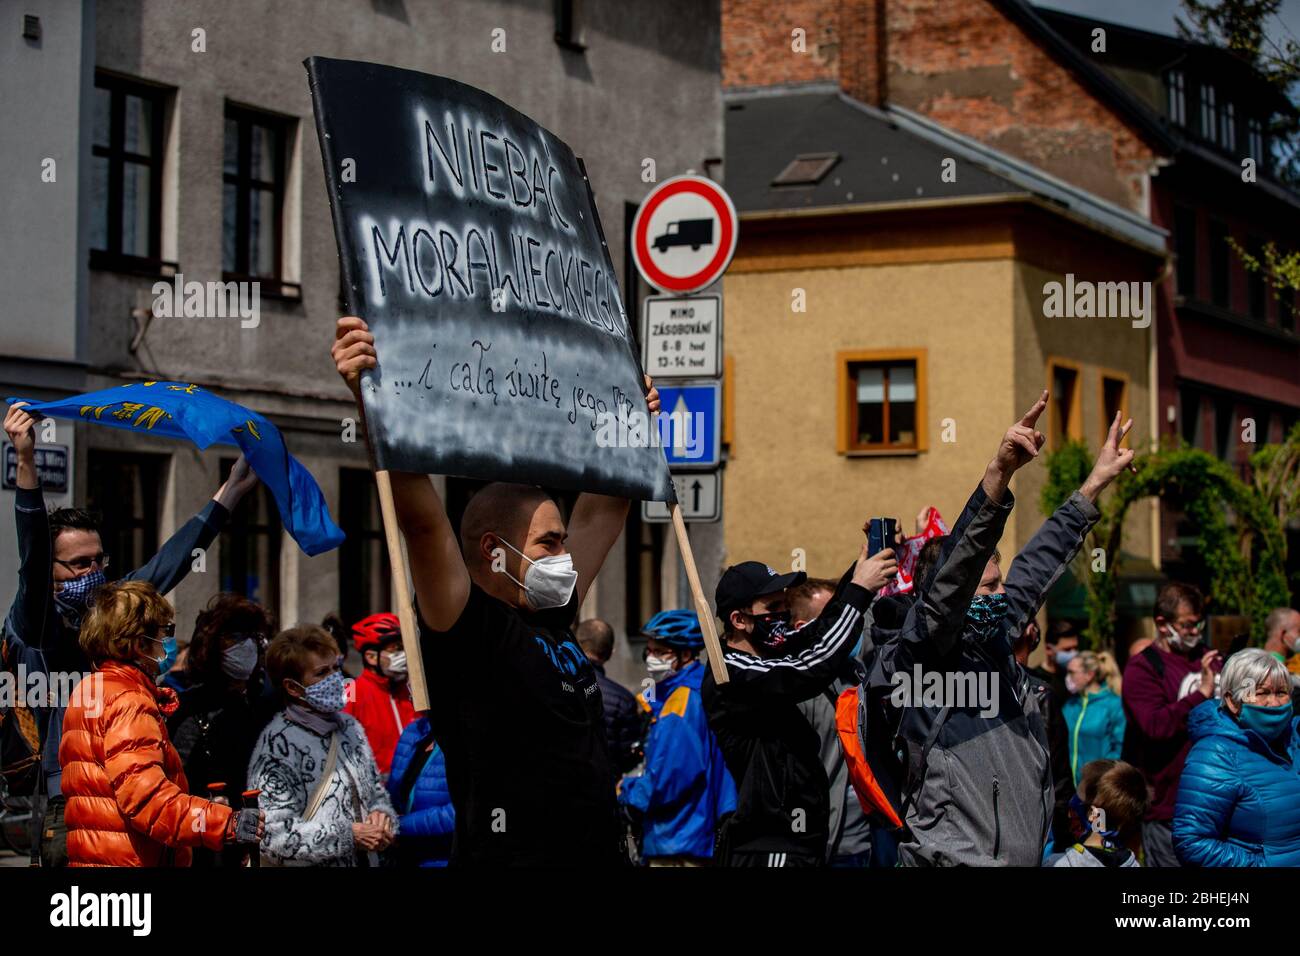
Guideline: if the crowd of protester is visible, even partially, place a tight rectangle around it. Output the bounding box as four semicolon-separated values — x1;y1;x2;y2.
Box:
2;331;1299;869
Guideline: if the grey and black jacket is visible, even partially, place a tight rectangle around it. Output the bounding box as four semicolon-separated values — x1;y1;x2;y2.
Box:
866;483;1100;866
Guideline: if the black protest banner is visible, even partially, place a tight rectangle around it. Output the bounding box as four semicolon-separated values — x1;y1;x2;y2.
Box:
306;57;675;502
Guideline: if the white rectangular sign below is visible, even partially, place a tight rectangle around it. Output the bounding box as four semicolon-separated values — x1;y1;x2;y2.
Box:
641;295;721;379
641;471;721;524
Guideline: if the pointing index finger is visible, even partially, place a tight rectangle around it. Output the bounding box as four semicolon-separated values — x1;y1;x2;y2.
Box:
1019;389;1049;428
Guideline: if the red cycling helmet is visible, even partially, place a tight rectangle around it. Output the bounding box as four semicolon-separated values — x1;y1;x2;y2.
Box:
352;613;400;652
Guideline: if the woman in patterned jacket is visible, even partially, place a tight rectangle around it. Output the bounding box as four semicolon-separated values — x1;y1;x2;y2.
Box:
248;625;397;866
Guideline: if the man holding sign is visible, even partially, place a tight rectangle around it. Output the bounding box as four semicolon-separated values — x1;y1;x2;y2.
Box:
334;316;659;867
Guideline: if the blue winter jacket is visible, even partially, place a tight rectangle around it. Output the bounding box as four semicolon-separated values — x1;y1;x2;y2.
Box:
619;661;736;860
1173;700;1300;867
1062;686;1126;786
387;716;454;867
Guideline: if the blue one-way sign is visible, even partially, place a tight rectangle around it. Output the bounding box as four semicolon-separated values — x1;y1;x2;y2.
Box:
656;382;721;470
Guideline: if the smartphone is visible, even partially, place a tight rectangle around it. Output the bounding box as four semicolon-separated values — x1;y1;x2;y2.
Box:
867;517;898;557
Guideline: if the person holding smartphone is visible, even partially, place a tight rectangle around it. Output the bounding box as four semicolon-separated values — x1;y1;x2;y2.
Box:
1121;581;1221;867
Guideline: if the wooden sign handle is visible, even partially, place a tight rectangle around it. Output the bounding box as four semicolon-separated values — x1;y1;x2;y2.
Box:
670;502;729;685
374;469;431;711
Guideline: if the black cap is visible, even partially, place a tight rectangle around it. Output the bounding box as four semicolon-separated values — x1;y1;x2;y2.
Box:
715;561;807;621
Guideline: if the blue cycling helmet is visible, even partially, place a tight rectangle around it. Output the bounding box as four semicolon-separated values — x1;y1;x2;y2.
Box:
641;609;704;649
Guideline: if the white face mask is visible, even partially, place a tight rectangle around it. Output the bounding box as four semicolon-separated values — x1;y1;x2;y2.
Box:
1164;623;1202;650
221;638;259;681
494;534;578;611
645;654;674;681
382;649;408;678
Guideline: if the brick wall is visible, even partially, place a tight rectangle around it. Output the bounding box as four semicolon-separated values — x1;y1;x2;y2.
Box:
722;0;840;88
722;0;1163;212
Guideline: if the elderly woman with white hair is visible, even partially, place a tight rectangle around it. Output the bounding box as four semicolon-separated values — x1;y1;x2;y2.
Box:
1173;648;1300;866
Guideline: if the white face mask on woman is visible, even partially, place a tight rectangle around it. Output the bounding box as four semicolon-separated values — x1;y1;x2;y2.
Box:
493;534;578;610
221;638;259;681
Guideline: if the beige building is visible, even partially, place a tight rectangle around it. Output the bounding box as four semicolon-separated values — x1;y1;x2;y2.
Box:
721;89;1165;599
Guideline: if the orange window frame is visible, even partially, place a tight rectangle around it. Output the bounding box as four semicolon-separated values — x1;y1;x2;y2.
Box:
1046;356;1085;449
1098;369;1130;437
837;349;928;454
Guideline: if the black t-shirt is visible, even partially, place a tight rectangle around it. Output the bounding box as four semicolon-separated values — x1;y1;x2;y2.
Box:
418;584;620;867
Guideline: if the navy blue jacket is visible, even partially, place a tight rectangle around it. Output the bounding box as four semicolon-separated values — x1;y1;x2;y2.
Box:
387;716;455;867
1173;701;1300;867
594;663;642;777
3;485;228;795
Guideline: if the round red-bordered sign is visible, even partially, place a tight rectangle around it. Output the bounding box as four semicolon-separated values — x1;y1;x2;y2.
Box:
631;175;738;294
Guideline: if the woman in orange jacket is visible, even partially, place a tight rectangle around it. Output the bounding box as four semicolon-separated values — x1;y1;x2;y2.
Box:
59;580;264;866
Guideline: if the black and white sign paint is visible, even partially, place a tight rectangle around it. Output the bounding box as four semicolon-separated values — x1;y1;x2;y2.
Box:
307;57;675;502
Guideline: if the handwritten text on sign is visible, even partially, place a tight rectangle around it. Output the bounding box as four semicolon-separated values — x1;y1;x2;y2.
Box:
308;58;674;501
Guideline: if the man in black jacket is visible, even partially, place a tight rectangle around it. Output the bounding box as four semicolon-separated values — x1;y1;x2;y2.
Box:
702;551;897;867
576;617;643;779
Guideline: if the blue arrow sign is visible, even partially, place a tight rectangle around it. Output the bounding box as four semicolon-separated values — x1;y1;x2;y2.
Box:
657;382;721;469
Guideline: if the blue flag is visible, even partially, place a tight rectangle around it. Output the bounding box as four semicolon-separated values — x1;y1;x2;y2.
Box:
8;381;345;556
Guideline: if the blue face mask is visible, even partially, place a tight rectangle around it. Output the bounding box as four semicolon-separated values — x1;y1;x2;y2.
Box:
55;568;107;624
1069;794;1121;848
1237;702;1294;742
966;592;1009;642
147;634;178;675
1055;649;1078;668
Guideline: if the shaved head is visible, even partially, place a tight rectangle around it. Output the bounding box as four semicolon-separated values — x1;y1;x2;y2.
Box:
460;483;568;607
460;482;555;557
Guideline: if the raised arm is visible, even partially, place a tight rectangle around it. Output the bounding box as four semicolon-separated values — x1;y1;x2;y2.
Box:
567;376;660;605
1003;412;1132;635
870;393;1046;688
4;402;51;647
725;546;895;703
125;455;256;594
333;317;469;631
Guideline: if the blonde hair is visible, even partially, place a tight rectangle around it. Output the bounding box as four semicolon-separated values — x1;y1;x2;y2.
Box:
1077;650;1122;695
79;580;174;665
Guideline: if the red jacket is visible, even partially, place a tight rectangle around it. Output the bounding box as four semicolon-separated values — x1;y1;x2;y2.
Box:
344;669;416;775
60;661;233;866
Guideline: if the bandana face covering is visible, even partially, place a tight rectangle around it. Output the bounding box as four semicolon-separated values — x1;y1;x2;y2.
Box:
55;568;107;625
750;612;793;653
966;592;1009;642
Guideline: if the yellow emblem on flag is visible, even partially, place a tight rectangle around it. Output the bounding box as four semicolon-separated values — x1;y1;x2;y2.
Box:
133;406;170;429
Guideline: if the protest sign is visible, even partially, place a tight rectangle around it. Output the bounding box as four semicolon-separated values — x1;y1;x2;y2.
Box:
306;57;675;502
307;58;726;687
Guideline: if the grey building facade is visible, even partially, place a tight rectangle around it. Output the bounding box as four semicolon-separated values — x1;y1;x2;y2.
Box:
0;0;724;687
